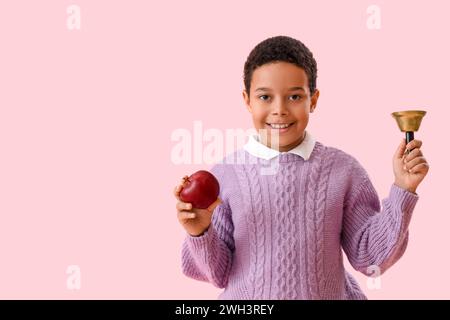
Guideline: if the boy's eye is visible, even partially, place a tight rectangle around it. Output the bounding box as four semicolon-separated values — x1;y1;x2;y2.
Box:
258;95;302;101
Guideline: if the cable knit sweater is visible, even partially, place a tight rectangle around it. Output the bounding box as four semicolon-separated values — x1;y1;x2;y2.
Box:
181;141;419;299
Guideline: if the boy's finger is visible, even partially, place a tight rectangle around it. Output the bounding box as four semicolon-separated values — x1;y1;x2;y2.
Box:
404;148;422;162
404;156;426;171
394;139;407;159
176;176;188;189
406;139;422;152
176;201;192;212
173;185;182;200
409;162;429;174
206;197;222;212
177;211;196;221
174;176;189;199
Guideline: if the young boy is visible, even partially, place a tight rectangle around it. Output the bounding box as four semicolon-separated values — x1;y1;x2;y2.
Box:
174;35;429;299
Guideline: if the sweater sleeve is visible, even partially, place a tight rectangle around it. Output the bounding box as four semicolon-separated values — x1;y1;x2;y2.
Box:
180;165;235;288
341;159;419;276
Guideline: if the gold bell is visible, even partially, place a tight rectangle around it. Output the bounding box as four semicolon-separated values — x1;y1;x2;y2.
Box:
391;110;426;152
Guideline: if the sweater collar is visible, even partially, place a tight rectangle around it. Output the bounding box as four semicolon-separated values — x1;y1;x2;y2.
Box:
243;130;316;161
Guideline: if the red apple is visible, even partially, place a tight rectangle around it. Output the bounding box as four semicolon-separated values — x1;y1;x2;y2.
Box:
179;170;220;209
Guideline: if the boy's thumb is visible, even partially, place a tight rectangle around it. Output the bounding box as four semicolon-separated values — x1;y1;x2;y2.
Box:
206;198;222;213
395;139;407;159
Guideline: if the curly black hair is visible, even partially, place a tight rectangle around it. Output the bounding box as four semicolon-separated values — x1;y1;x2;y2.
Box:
243;35;317;96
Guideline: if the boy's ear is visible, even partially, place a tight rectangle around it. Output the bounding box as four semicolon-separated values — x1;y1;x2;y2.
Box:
310;89;320;113
242;90;252;113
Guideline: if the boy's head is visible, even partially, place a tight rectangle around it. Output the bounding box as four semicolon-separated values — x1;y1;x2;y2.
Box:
243;35;319;152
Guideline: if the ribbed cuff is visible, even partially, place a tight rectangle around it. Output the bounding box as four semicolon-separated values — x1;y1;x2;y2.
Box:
186;224;217;252
390;183;419;213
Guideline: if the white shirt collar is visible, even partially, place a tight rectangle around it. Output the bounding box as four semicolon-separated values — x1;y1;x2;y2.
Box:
243;130;316;161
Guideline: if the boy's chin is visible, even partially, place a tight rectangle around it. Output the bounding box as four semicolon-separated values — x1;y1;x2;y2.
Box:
266;138;295;150
276;135;304;150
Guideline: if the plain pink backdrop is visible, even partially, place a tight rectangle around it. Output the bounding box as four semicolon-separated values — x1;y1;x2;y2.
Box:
0;0;448;299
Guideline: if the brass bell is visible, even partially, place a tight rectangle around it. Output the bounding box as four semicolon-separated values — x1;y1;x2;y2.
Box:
391;110;426;152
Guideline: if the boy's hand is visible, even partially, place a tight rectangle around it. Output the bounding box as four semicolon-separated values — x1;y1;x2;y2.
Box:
393;139;429;194
174;175;222;237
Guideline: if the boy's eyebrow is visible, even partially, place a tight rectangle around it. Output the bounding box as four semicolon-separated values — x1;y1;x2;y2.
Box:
255;86;306;92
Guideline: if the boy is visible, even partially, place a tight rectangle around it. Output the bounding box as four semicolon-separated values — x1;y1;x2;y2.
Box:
175;35;429;299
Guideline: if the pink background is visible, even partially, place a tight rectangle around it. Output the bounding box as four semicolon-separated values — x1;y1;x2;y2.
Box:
0;0;448;299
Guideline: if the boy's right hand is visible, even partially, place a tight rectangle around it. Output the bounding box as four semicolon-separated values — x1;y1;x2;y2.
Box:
174;175;222;237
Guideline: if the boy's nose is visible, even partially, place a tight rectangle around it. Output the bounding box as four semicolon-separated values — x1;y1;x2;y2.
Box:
271;103;288;115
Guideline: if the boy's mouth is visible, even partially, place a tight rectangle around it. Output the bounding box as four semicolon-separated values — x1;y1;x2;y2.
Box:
265;122;295;129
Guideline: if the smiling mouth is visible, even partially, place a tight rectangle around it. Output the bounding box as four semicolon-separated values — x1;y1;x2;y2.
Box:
265;122;295;129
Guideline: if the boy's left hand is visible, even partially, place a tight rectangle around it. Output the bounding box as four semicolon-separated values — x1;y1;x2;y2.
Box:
393;139;429;194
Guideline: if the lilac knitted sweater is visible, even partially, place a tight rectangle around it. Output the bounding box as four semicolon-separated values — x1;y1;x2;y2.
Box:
181;142;418;299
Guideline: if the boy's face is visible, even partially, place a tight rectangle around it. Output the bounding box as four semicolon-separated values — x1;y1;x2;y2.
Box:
243;61;319;152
